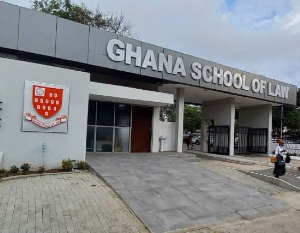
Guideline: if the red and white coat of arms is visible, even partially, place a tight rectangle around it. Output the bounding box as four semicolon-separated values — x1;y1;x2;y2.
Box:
24;83;68;129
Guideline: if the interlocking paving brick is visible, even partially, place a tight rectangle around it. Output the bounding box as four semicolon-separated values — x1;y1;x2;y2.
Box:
0;172;148;233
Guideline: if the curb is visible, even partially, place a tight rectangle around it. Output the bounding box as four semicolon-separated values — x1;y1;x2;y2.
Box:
0;170;80;182
238;169;300;192
186;151;300;192
188;151;300;171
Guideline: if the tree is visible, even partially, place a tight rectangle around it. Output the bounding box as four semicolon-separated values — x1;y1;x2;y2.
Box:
273;88;300;133
184;105;202;133
160;104;202;132
285;108;300;131
32;0;133;37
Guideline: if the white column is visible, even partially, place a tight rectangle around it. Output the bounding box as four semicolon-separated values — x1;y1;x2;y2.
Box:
200;119;208;153
229;101;235;156
267;105;272;155
175;88;185;153
151;106;160;152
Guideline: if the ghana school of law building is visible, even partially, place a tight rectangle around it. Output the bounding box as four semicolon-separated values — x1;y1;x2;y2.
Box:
0;1;297;169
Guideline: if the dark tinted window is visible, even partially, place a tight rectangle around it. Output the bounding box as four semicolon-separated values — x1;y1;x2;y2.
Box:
87;100;96;125
115;104;131;127
97;102;114;126
96;127;113;152
86;126;95;152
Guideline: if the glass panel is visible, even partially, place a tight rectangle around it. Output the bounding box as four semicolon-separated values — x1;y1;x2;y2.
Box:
96;127;113;152
87;100;96;125
97;102;114;126
114;128;130;152
86;126;95;152
115;103;131;127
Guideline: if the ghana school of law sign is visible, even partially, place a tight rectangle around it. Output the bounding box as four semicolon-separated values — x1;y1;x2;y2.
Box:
106;39;290;100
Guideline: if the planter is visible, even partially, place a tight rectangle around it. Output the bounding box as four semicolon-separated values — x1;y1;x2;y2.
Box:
62;164;72;172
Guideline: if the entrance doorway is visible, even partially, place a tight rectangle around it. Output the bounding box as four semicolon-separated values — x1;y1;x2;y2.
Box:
131;106;153;152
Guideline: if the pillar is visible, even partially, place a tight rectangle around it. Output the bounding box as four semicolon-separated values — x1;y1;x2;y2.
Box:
229;101;235;156
151;106;160;152
200;120;208;153
175;88;185;152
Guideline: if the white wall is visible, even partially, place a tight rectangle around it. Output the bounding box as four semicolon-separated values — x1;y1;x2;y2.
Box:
0;57;90;169
239;105;272;128
158;121;176;152
151;106;160;152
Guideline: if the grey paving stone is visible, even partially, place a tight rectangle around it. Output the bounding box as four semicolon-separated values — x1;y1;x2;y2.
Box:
153;187;183;197
221;198;253;211
87;153;286;233
141;195;192;211
256;205;276;214
135;210;163;228
130;188;161;199
153;208;196;231
238;208;261;218
195;216;220;226
178;204;213;220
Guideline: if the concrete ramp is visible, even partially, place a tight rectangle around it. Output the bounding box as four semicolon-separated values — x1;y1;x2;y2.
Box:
87;153;287;233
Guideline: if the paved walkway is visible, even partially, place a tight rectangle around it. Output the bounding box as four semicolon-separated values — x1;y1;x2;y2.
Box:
87;153;287;233
0;172;148;233
190;151;300;190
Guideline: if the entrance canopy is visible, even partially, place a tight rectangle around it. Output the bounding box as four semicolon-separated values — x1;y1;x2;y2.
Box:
0;1;297;107
159;84;283;108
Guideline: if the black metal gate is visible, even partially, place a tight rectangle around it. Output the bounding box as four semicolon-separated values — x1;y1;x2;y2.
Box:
235;127;268;154
235;127;249;154
248;128;268;153
208;126;229;155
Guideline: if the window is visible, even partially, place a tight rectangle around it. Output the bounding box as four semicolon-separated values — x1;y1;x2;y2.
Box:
87;101;132;153
114;128;130;152
96;127;113;152
96;102;114;126
115;103;131;127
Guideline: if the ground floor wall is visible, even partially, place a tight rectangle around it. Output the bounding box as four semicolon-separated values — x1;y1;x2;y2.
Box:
0;57;90;169
158;121;176;152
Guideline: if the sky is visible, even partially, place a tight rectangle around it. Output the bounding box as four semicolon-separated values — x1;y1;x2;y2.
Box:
4;0;300;87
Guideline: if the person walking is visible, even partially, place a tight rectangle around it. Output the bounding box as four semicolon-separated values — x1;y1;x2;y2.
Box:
186;134;192;150
273;139;290;178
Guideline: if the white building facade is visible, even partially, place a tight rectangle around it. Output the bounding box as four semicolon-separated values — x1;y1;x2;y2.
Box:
0;2;297;169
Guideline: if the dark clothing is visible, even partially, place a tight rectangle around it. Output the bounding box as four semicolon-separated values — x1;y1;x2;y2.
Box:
186;136;192;149
273;154;286;177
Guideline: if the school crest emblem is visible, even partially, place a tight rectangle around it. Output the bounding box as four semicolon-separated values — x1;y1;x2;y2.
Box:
23;81;70;132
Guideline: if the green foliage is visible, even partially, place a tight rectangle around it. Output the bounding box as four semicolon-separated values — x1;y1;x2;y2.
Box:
10;165;19;173
62;159;73;171
297;88;300;107
38;166;46;173
76;160;87;170
0;169;6;179
32;0;133;36
184;105;202;133
160;104;176;122
285;108;300;131
160;104;202;132
273;89;300;132
20;163;31;173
